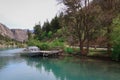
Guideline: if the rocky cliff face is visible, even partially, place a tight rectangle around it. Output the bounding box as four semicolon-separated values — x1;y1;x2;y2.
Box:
0;23;14;39
11;29;28;42
0;23;28;42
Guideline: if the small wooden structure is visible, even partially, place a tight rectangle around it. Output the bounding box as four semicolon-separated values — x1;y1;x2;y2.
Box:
20;50;62;57
20;46;62;57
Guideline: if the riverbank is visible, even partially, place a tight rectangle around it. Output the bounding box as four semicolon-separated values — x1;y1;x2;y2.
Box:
58;49;120;62
58;53;120;63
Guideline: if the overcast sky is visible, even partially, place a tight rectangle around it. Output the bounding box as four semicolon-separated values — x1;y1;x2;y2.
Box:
0;0;61;30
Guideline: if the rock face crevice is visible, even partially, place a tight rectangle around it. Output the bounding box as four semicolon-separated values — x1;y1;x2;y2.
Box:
0;23;28;42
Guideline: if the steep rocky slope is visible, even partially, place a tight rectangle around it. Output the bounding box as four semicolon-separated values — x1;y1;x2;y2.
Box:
0;23;14;39
11;29;28;42
0;23;28;42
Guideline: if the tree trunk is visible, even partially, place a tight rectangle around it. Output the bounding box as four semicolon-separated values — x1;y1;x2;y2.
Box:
107;42;111;54
86;27;90;54
80;41;84;55
107;26;112;54
86;38;90;54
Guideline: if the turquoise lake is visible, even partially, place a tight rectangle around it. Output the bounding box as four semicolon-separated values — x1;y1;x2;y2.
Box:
0;48;120;80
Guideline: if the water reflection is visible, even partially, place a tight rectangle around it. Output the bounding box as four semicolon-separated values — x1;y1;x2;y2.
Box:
24;57;120;80
0;48;120;80
0;48;24;70
0;48;24;56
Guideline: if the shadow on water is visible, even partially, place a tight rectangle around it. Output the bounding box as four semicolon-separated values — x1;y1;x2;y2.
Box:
24;57;120;80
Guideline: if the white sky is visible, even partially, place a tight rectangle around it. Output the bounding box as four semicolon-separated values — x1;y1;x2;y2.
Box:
0;0;61;30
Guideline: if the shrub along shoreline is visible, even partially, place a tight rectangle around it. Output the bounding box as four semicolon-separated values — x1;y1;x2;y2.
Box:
27;39;119;61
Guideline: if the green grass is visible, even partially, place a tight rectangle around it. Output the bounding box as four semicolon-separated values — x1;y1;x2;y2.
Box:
64;47;74;54
88;49;107;56
64;47;80;54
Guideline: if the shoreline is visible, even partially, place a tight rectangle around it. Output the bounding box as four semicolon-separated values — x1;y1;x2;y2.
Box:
59;53;120;62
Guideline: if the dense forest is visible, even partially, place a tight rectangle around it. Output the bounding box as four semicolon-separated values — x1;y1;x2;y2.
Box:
27;0;120;61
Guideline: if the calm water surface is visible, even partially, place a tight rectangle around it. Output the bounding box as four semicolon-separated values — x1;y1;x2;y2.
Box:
0;48;120;80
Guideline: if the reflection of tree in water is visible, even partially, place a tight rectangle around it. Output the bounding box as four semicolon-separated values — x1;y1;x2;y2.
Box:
24;57;120;80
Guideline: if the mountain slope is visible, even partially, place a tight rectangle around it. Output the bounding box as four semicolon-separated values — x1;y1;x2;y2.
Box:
0;23;28;42
0;23;14;39
11;29;28;42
